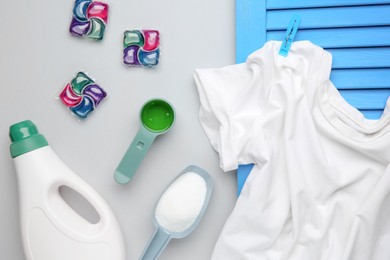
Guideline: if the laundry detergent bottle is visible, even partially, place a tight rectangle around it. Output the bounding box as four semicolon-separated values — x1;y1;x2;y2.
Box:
9;120;126;260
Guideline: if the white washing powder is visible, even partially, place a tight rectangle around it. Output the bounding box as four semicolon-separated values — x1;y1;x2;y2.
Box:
155;172;207;233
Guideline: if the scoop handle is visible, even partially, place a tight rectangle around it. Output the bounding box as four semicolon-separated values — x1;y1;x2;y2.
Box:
114;126;156;184
139;227;171;260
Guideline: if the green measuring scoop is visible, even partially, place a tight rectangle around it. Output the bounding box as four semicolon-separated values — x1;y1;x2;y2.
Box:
114;99;175;184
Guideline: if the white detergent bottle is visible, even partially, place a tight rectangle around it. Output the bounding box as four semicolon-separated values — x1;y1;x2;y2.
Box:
9;120;126;260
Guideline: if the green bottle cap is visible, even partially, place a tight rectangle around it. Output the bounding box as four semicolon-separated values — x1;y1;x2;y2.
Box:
9;120;48;158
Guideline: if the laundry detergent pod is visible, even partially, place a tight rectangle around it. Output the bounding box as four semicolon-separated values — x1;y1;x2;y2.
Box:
58;71;107;119
69;0;109;41
123;29;160;67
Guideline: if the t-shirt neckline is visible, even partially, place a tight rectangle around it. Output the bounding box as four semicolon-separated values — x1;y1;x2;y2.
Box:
316;46;390;143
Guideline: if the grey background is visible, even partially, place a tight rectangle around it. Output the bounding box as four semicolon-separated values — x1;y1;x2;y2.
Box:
0;0;237;259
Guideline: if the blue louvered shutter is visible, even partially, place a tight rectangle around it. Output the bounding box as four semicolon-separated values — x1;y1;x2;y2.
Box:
236;0;390;195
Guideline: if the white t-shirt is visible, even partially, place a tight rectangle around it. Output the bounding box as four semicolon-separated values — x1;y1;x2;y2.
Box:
194;41;390;260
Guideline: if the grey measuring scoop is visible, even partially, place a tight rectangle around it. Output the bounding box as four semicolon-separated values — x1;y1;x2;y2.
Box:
139;165;213;260
114;98;175;184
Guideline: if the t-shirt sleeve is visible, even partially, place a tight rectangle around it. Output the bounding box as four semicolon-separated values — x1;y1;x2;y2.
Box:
194;60;271;172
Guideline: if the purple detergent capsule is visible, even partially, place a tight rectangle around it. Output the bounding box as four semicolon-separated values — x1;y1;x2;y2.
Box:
59;71;107;119
123;29;160;67
69;0;109;41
